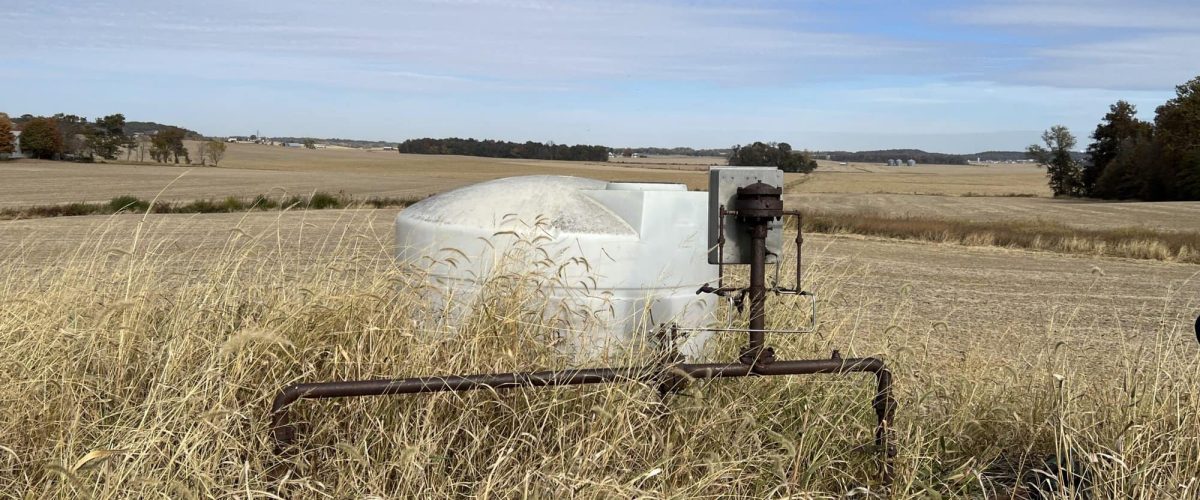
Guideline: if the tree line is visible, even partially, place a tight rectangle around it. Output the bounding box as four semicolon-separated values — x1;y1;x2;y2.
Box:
824;149;969;165
1029;75;1200;200
727;141;818;173
397;137;609;162
0;112;227;166
618;146;730;157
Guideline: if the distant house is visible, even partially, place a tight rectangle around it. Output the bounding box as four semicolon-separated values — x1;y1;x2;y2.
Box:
284;143;304;148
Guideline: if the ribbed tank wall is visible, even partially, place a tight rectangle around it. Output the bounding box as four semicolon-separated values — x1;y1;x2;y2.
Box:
395;176;718;360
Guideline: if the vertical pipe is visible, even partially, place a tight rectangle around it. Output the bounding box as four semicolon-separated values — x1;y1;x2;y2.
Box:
795;214;803;291
717;205;725;288
748;221;768;354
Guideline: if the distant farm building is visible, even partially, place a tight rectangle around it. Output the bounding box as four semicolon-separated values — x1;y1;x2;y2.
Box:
907;159;916;167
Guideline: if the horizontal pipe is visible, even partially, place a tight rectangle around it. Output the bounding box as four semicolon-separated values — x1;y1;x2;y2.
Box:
270;357;889;452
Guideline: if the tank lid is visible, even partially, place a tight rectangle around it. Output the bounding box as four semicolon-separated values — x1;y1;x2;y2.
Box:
399;175;637;235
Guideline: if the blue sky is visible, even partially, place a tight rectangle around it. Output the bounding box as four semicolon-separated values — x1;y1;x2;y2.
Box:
4;0;1198;153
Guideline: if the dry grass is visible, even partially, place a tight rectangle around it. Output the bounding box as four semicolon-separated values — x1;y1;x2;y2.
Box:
802;210;1200;264
1;211;1197;497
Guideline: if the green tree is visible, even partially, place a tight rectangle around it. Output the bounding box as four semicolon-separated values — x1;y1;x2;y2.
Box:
1027;126;1081;197
18;117;65;160
303;138;316;149
1084;101;1151;197
1153;75;1200;200
86;113;127;160
728;141;817;173
0;113;15;158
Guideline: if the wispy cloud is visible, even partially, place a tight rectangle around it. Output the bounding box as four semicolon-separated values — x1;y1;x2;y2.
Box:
949;0;1200;29
4;0;1197;149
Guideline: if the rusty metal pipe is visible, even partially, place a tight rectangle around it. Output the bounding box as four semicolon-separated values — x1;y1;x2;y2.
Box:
270;356;895;483
747;222;768;359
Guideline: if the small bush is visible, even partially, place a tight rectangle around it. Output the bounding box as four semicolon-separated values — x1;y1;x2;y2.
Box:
108;195;149;213
306;191;343;210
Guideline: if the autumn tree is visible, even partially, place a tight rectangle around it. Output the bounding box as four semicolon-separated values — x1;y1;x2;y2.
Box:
18;117;65;159
1027;126;1081;197
0;113;15;159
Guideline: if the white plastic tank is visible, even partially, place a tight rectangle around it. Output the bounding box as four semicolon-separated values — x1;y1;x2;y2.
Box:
395;175;718;359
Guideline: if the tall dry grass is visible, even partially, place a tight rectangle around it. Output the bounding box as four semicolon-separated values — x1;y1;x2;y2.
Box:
0;210;1197;498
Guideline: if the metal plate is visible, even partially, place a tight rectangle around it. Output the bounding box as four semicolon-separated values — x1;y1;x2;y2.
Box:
708;167;783;264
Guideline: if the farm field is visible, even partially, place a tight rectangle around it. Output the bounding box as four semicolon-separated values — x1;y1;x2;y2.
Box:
798;161;1052;197
2;209;1195;365
0;144;710;207
788;192;1200;232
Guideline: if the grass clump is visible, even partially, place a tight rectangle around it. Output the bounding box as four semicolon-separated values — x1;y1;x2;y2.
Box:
0;192;423;221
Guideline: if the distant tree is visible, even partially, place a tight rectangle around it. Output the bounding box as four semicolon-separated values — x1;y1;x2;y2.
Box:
622;148;633;157
50;113;89;157
1153;75;1200;200
1094;129;1156;200
18;117;65;159
204;140;227;165
0;113;15;158
1084;101;1151;197
151;127;189;164
1027;126;1081;196
303;138;316;149
728;141;817;173
85;113;127;160
396;137;609;162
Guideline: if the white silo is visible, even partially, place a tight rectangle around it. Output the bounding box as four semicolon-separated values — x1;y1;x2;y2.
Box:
395;176;718;360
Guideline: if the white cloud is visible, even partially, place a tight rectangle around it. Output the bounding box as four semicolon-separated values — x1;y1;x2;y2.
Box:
6;0;933;89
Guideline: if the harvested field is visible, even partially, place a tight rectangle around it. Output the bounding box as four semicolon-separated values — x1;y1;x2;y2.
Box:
1;210;1197;496
788;193;1200;232
796;161;1051;197
2;210;1195;357
0;144;708;207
